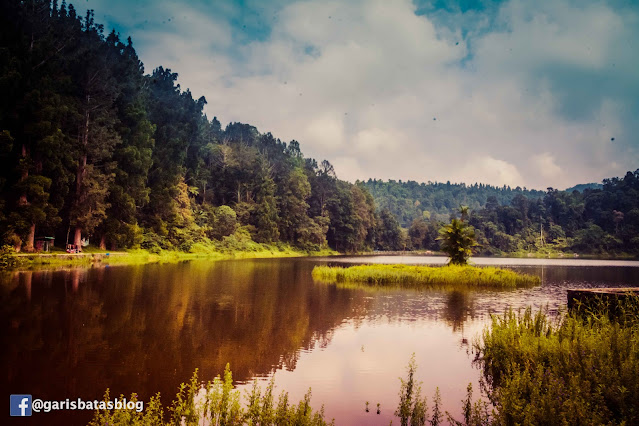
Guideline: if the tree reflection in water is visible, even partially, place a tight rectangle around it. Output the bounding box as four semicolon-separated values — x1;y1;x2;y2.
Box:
1;259;361;425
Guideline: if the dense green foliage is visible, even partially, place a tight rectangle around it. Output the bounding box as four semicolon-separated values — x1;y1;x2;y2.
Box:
90;365;333;426
0;245;17;268
361;179;545;225
476;303;639;425
312;264;540;288
396;300;639;426
365;171;639;256
0;1;407;254
564;182;603;193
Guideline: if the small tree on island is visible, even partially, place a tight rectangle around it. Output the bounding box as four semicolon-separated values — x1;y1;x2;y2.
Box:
438;212;477;265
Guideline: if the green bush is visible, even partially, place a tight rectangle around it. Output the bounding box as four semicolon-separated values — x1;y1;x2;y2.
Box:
141;229;169;253
0;245;17;268
476;304;639;425
212;205;237;239
217;227;262;253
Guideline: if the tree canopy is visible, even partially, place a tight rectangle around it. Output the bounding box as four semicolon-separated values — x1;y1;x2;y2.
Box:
397;172;639;256
0;0;396;253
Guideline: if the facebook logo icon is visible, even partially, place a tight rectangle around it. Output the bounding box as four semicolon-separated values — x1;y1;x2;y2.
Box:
10;395;32;416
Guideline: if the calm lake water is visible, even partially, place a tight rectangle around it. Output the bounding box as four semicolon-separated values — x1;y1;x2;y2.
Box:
3;255;639;425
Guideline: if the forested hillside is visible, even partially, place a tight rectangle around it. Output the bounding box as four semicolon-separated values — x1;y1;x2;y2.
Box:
396;172;639;255
360;179;545;225
0;1;389;253
564;183;603;193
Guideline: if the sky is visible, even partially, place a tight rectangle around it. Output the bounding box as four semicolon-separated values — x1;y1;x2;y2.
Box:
78;0;639;190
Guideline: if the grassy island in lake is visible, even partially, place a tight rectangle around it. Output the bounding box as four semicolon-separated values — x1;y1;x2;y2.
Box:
312;264;539;289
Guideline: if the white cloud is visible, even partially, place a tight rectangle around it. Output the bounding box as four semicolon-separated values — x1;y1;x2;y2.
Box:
304;115;345;152
331;156;366;182
459;156;524;188
532;153;562;182
81;0;639;189
353;128;396;154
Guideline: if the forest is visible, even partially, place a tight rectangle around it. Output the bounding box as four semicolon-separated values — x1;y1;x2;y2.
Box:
366;173;639;255
361;179;545;225
0;0;387;254
0;1;637;257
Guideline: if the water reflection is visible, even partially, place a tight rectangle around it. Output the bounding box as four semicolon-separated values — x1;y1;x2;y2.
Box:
444;290;473;332
2;257;638;425
1;260;365;425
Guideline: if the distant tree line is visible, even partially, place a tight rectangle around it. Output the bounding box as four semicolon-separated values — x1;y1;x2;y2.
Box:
366;171;639;255
360;179;546;225
0;0;398;253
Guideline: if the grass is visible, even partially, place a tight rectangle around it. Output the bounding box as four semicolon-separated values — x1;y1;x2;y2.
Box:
395;354;489;426
475;298;639;425
311;264;540;289
5;241;337;270
88;357;488;426
89;364;333;426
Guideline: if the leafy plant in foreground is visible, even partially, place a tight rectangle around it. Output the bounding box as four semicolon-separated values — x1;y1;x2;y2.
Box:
89;364;333;426
475;303;639;425
395;355;489;426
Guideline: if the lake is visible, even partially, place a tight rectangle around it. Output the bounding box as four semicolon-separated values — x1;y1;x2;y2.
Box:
3;255;639;425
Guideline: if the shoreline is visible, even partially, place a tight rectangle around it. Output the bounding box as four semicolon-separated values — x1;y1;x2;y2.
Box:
355;250;638;261
6;246;338;270
6;248;636;271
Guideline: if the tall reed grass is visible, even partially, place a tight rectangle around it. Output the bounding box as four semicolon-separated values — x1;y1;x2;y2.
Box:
475;297;639;425
394;354;490;426
89;365;333;426
312;264;539;289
